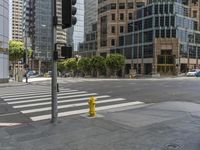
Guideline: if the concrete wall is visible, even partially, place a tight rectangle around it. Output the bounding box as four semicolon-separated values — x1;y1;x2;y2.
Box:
0;53;9;83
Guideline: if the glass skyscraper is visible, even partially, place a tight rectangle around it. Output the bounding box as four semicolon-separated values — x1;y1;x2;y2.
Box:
0;0;9;82
72;0;84;51
113;0;200;76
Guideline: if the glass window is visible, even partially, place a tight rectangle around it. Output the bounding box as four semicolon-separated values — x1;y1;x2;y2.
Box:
144;31;153;42
119;36;124;46
111;26;115;33
127;2;133;9
120;26;124;33
111;39;115;46
156;30;160;38
164;4;168;14
170;4;173;13
171;16;175;26
155;17;159;27
155;4;159;14
111;3;116;9
120;13;124;20
144;18;153;29
166;29;170;38
128;23;133;32
165;16;169;26
111;14;115;21
172;29;176;37
129;13;133;20
119;3;125;9
160;16;164;27
159;4;163;14
161;29;165;38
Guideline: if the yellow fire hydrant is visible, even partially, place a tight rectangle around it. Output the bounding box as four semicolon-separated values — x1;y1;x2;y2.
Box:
88;97;96;117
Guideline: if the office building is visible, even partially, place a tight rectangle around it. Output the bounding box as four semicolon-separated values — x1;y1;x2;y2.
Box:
112;0;200;76
79;0;98;57
97;0;147;57
0;0;9;83
11;0;23;41
68;0;84;51
23;0;67;73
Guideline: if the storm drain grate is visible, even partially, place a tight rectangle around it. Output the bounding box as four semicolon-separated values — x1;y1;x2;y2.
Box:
164;143;181;150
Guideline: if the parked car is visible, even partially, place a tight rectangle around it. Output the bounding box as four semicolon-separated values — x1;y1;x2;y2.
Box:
186;69;199;77
195;71;200;77
27;70;38;77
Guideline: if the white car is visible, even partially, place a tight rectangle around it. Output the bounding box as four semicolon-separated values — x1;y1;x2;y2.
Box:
186;69;199;76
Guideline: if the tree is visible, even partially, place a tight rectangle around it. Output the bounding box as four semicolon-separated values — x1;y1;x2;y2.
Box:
28;48;33;58
106;54;125;77
9;40;25;62
63;58;77;77
91;56;105;77
57;61;66;73
78;57;91;76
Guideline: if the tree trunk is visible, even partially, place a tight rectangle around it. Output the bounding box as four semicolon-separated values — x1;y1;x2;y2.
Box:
97;70;99;78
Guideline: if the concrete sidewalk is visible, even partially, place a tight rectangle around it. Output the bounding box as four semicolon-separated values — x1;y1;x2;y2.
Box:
0;101;200;150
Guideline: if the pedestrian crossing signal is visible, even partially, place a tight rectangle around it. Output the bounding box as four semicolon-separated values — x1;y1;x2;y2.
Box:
61;46;72;58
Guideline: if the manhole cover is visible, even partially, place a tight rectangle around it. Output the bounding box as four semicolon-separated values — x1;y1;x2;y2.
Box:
164;143;181;150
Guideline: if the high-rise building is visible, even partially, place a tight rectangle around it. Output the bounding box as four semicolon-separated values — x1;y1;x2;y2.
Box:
0;0;9;83
84;0;98;34
97;0;147;57
68;0;84;51
78;0;97;57
22;0;67;73
112;0;200;76
11;0;23;41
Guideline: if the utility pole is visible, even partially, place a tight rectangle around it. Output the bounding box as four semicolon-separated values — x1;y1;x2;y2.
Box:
51;0;58;123
25;32;28;83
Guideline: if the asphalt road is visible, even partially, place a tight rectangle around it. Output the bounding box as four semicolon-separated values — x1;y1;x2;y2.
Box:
57;77;200;104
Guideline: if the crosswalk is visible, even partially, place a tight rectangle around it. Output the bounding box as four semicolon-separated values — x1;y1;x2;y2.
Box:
0;85;144;122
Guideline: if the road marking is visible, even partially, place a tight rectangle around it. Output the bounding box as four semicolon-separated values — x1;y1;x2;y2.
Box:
31;101;144;121
0;89;51;97
0;123;22;127
4;91;88;101
21;98;126;113
0;112;21;117
7;93;98;104
1;89;76;99
10;95;110;106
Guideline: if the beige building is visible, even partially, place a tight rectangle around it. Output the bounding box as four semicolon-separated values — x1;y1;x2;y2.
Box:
97;0;147;56
12;0;23;41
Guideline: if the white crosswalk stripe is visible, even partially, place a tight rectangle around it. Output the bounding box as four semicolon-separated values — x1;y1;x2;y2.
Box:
0;85;144;122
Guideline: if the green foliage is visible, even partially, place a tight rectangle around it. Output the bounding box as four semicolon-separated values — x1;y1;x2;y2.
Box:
78;57;91;76
9;40;25;62
28;48;33;58
91;56;105;76
106;54;125;76
57;61;65;73
63;58;77;76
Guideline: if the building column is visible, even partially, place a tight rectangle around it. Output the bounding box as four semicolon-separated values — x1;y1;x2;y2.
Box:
39;60;41;75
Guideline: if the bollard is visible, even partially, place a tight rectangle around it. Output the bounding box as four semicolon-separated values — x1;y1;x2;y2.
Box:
88;97;96;117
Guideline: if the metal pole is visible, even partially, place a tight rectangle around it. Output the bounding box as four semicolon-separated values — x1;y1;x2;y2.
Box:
25;32;28;83
51;0;58;123
186;28;189;72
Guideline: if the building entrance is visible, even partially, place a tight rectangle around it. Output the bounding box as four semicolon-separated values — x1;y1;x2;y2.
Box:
157;50;175;75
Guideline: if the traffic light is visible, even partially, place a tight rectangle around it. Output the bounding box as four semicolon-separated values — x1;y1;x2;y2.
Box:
61;46;72;58
62;0;77;29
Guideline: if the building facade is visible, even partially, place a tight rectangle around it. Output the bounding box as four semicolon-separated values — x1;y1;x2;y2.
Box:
79;0;98;57
73;0;84;51
97;0;147;57
113;0;200;76
0;0;9;82
11;0;23;41
23;0;67;73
